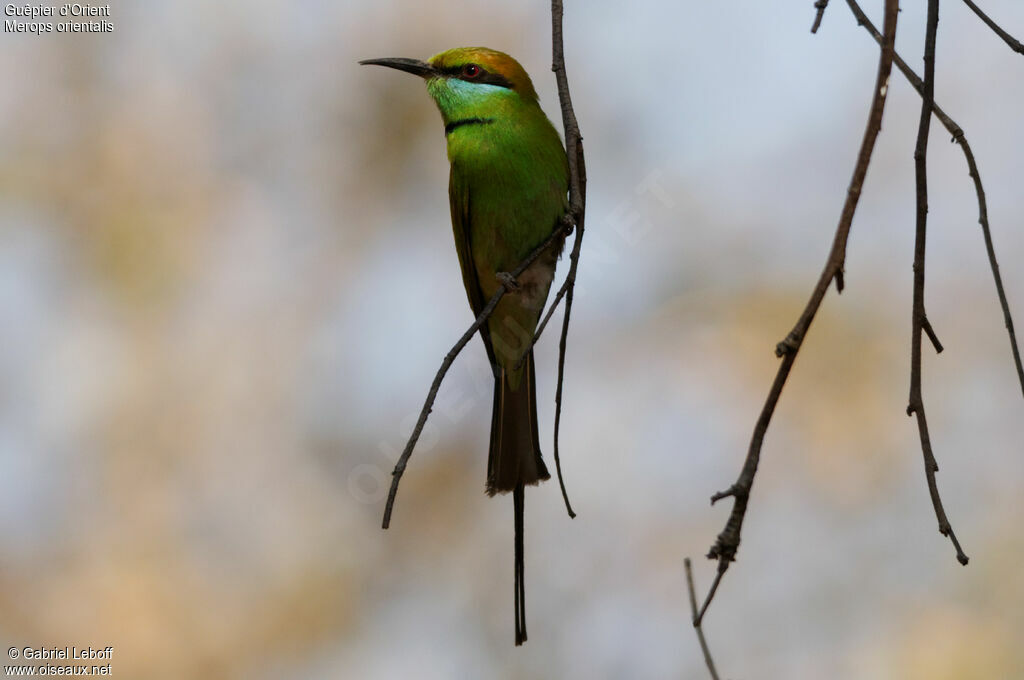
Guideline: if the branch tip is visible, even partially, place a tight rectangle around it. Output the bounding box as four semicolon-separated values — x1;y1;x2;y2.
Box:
961;0;1024;55
709;486;737;505
922;315;944;353
811;0;831;33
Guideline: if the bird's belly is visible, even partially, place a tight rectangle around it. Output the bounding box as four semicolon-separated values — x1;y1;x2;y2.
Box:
480;252;557;371
469;193;562;305
468;188;562;370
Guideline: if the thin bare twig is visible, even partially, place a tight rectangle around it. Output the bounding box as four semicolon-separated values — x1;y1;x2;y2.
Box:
908;0;970;566
694;564;725;626
685;559;721;680
699;0;900;616
546;0;588;520
961;0;1024;54
922;315;944;354
812;0;831;33
382;224;571;529
847;0;1024;395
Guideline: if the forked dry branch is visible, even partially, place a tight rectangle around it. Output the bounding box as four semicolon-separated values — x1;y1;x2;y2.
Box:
687;1;1024;676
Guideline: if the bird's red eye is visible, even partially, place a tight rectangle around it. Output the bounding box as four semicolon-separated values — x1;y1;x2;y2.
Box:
462;64;481;78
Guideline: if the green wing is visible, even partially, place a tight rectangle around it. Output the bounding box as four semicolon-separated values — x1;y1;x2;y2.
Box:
449;163;498;371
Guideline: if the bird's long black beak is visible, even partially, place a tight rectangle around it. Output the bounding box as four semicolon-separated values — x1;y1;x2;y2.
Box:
359;57;437;79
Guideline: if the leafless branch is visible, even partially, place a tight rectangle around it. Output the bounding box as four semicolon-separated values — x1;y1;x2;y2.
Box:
685;1;1024;674
546;0;588;520
696;0;900;622
685;559;721;680
811;0;831;33
847;0;1024;395
961;0;1024;54
908;0;970;565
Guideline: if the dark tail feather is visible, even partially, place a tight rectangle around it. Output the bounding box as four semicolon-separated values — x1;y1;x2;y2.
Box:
486;352;548;646
486;351;550;496
514;482;526;646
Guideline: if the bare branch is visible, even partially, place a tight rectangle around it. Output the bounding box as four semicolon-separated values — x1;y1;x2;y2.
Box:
685;559;721;680
546;0;589;520
847;0;1024;395
811;0;831;33
961;0;1024;54
698;0;900;616
908;0;969;566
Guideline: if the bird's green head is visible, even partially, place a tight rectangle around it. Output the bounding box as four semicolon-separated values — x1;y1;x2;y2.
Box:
360;47;539;124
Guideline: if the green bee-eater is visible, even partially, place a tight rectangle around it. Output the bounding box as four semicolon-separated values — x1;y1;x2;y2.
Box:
360;47;569;645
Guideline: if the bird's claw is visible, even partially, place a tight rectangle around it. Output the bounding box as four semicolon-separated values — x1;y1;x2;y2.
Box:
496;272;520;292
559;212;576;235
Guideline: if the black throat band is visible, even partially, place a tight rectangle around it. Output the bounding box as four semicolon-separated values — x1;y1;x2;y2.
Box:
445;117;495;136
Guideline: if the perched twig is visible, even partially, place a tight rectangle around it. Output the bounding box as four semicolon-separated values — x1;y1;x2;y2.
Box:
811;0;831;33
698;0;900;616
908;0;970;566
847;0;1024;395
685;559;721;680
545;0;589;520
961;0;1024;54
382;225;571;529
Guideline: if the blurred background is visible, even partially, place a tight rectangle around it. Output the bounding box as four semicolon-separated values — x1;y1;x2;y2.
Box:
2;1;1023;678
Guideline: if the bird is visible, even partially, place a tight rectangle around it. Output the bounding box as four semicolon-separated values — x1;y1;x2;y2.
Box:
360;47;569;645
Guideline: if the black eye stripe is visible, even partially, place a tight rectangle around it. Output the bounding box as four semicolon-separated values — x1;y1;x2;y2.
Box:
474;72;513;89
440;64;514;90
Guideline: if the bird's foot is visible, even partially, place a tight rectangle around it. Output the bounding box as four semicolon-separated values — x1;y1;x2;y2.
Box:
496;271;521;292
559;212;576;235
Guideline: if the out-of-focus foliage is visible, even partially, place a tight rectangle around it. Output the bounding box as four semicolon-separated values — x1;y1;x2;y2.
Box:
1;2;1023;678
